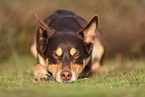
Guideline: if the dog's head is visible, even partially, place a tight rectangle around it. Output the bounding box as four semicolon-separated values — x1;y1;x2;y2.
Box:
35;14;98;82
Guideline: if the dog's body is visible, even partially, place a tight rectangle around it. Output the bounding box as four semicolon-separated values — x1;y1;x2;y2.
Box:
30;9;106;82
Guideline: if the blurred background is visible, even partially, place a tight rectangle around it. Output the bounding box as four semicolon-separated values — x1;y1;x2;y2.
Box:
0;0;145;62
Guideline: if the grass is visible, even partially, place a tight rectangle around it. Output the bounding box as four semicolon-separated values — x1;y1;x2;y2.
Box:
0;55;145;97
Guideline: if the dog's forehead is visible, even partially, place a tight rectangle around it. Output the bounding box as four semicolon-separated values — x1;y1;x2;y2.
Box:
48;33;86;52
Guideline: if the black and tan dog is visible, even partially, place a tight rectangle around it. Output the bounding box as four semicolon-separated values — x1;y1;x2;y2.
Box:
30;9;106;82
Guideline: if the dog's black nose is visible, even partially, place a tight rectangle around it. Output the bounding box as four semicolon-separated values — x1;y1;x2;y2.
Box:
60;71;72;81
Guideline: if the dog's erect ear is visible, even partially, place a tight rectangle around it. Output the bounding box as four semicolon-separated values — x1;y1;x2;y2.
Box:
78;16;98;54
35;13;55;37
35;13;55;53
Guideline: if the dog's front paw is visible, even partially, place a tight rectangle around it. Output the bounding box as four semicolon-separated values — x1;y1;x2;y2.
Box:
33;64;52;81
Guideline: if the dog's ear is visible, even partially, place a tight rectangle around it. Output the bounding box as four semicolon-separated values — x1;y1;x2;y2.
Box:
35;13;55;53
78;16;98;54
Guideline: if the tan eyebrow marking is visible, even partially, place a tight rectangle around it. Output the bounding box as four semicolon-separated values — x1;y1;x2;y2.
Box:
56;47;63;56
70;48;77;56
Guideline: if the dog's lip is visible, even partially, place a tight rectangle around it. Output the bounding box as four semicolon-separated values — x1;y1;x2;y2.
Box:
54;77;73;82
61;79;73;82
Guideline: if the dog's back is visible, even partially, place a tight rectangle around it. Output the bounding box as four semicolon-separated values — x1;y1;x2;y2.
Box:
43;9;88;31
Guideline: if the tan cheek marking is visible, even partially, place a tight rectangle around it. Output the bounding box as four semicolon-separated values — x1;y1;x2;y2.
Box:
70;48;77;56
70;60;86;74
47;63;62;77
38;54;46;67
56;48;63;56
46;59;63;81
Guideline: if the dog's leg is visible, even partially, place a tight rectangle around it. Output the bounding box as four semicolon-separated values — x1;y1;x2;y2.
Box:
30;42;37;58
91;39;108;72
33;64;51;81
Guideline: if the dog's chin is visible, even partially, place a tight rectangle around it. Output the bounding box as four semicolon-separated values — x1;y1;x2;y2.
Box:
55;72;78;82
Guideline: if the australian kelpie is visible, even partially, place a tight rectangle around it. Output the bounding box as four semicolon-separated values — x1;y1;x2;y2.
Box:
30;9;106;82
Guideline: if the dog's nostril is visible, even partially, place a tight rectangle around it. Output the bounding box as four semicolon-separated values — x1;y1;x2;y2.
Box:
61;71;72;80
62;74;65;77
67;74;71;77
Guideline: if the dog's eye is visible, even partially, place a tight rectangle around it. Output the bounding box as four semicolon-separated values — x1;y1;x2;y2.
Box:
53;53;62;59
70;48;80;59
72;53;80;59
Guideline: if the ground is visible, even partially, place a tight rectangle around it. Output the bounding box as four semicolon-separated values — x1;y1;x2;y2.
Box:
0;55;145;97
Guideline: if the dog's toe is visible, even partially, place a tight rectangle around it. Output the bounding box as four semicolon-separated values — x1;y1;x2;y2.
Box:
34;73;52;81
33;64;53;81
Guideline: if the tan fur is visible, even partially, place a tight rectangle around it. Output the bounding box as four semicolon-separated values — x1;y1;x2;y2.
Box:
38;54;46;67
70;48;77;56
33;64;49;79
85;56;91;66
47;63;62;77
46;59;63;82
71;60;85;74
70;60;86;81
56;47;63;56
46;59;86;82
30;42;37;58
30;42;46;67
91;38;105;72
92;65;108;72
83;21;97;44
